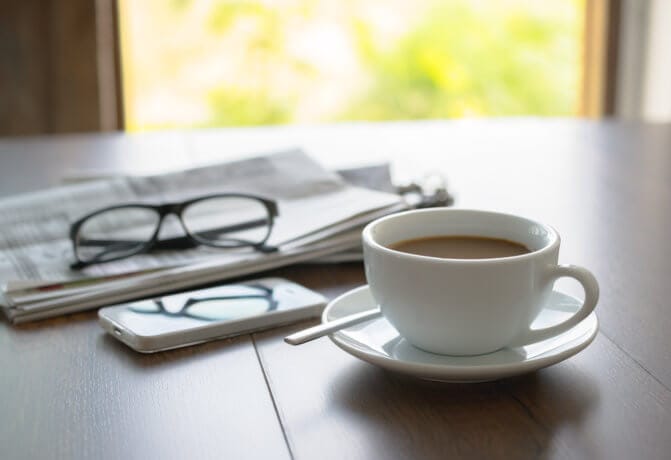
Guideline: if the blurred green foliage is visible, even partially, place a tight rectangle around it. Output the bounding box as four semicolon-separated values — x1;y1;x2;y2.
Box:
203;2;299;127
121;0;581;130
344;2;579;119
205;86;292;126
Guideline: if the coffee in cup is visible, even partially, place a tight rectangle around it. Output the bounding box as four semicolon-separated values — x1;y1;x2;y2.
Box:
362;208;599;356
389;235;531;259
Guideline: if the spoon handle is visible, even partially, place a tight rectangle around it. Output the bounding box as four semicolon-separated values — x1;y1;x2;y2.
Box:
284;308;382;345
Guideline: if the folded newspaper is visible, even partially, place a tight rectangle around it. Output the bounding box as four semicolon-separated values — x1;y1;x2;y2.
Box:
0;149;407;323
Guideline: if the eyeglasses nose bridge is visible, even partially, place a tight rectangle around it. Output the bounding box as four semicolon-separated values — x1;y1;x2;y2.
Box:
144;204;181;242
154;203;191;238
157;203;183;215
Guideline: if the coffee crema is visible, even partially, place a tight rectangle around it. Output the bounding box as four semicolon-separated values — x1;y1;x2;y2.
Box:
389;235;531;259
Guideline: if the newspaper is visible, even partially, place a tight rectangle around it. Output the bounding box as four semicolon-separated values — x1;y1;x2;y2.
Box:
0;149;406;323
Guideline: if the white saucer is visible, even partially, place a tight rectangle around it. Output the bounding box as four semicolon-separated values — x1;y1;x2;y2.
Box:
323;286;598;382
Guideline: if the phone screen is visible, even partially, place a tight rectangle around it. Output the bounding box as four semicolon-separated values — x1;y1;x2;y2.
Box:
101;279;325;338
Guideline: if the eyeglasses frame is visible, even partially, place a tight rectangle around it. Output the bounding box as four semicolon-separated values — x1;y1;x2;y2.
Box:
69;193;279;269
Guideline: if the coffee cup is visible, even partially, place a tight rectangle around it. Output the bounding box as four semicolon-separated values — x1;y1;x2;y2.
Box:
362;208;599;356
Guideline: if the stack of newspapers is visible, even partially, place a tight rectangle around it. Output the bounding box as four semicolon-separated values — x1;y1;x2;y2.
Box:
0;149;408;323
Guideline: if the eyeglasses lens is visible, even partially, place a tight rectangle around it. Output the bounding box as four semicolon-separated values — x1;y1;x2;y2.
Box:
75;207;160;263
182;196;272;247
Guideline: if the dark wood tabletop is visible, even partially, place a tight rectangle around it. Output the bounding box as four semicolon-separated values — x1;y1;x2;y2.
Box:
1;119;670;460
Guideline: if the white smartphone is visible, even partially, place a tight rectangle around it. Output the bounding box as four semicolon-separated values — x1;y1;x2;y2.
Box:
98;277;326;353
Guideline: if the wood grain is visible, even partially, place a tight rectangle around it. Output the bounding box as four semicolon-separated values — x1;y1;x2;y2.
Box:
254;322;671;460
502;334;671;460
0;313;290;460
254;320;547;460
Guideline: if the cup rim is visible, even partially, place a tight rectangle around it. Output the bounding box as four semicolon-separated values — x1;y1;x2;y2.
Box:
362;208;560;264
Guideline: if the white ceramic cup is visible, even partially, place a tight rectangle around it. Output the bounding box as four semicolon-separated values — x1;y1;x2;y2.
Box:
362;208;599;356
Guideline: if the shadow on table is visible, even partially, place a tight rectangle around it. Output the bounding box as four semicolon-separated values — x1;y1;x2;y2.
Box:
96;329;251;369
6;310;98;330
331;363;598;459
5;309;247;364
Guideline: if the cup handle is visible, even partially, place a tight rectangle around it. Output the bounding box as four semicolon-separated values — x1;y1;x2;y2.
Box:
509;264;599;347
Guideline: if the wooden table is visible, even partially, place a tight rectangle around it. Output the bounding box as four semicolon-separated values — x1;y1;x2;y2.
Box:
1;119;670;459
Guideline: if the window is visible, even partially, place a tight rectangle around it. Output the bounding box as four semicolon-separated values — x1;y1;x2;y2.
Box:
118;0;586;131
4;0;619;136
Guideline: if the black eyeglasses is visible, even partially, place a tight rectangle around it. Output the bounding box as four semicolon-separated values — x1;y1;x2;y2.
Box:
69;193;279;269
128;284;278;321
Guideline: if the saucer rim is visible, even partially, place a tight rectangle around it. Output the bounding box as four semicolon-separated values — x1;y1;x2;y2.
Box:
323;285;599;381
